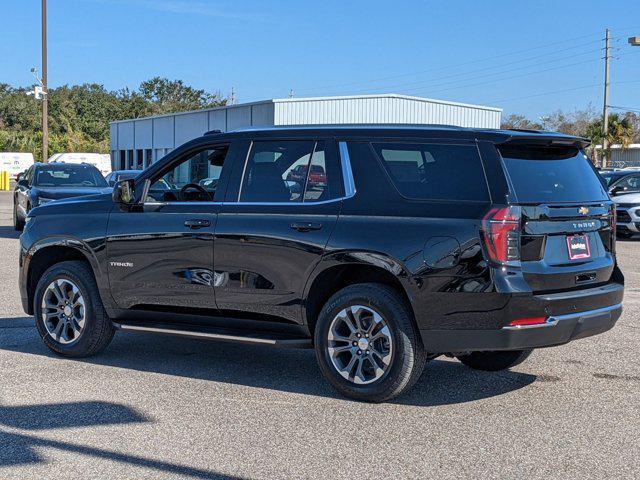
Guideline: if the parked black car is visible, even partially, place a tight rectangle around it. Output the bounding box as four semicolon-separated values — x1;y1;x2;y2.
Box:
18;126;624;402
13;162;111;231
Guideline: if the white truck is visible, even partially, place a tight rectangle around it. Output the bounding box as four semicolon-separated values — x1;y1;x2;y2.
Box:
0;152;35;179
48;153;112;176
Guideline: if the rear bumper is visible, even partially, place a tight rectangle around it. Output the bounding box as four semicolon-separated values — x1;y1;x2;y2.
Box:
420;303;622;353
419;281;624;353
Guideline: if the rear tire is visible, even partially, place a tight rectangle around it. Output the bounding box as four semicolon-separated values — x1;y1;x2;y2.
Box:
457;349;533;371
34;261;115;357
13;201;24;231
314;283;426;403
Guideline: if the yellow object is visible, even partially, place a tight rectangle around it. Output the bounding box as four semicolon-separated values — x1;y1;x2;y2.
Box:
0;171;9;191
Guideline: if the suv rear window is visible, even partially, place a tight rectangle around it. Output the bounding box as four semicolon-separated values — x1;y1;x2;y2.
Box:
498;145;608;203
372;143;489;202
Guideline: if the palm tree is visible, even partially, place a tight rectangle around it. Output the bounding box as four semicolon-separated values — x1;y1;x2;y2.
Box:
586;113;635;168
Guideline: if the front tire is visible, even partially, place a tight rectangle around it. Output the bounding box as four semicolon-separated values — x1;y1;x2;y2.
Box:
34;261;115;357
314;283;426;403
13;201;25;231
457;349;533;371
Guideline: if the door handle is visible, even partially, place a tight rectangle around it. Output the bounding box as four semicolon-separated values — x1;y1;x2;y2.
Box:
184;219;211;229
290;222;323;232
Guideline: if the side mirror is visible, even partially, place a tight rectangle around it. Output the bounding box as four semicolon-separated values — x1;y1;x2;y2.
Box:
108;180;116;187
112;178;136;204
610;186;625;196
17;179;28;187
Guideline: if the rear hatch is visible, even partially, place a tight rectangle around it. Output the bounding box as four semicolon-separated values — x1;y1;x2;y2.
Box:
497;144;615;292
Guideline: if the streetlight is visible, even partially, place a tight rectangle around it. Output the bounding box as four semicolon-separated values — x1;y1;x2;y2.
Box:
27;68;46;100
41;0;48;163
629;36;640;46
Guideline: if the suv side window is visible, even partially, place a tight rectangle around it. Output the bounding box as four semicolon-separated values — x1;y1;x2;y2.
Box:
372;142;489;202
239;140;332;203
146;145;229;202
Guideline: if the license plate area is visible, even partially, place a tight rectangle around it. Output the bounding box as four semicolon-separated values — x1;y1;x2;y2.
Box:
567;234;591;260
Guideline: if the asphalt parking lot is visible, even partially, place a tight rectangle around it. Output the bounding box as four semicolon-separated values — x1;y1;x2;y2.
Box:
0;191;638;479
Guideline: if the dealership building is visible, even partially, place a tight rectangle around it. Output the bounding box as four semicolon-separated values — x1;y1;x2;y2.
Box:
109;94;502;170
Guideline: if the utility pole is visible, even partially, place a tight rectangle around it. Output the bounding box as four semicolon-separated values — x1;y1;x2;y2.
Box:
601;28;611;168
41;0;48;163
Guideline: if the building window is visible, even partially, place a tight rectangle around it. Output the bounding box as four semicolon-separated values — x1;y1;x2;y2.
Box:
136;149;144;169
119;151;126;170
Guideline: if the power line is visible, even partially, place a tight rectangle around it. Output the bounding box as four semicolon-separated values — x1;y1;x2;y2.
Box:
609;105;640;113
485;80;640;104
394;58;601;98
395;49;639;99
342;48;602;96
297;33;604;94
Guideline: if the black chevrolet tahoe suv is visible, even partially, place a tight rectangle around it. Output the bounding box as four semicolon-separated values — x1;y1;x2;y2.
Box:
19;125;624;402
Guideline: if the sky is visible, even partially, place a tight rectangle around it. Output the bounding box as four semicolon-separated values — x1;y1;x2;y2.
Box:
1;0;639;120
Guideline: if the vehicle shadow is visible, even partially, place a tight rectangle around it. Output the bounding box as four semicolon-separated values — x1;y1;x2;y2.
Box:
0;400;232;478
0;225;21;240
0;316;536;408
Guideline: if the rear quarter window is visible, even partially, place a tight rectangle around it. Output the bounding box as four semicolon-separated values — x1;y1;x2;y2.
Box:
498;145;608;203
371;143;489;202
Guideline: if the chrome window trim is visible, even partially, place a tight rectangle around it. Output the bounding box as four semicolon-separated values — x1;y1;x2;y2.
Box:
142;140;357;208
502;303;622;330
143;198;343;207
338;141;356;198
236;141;254;202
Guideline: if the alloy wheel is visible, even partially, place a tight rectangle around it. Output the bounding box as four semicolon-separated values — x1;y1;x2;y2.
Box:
327;305;393;384
41;279;86;345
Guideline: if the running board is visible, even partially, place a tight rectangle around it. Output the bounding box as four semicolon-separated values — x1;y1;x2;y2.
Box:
113;321;313;349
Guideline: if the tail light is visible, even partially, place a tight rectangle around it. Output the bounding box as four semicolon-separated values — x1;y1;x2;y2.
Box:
610;205;617;251
483;206;521;264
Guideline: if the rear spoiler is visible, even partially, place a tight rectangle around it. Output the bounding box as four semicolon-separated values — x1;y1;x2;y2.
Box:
500;135;590;149
476;130;590;149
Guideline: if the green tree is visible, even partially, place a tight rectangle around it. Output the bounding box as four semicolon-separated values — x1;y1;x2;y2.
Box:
139;77;226;115
0;78;227;162
500;114;542;130
585;113;635;167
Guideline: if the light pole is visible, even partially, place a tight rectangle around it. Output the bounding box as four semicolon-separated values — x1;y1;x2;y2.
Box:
41;0;48;163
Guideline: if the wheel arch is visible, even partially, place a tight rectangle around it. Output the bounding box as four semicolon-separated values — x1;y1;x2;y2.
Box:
303;251;417;335
24;238;104;315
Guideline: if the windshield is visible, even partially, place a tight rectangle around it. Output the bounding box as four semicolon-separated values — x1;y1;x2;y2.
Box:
600;172;624;186
499;145;608;204
34;165;108;187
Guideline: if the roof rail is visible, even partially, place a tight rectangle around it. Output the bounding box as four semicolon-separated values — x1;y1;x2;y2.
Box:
204;129;223;135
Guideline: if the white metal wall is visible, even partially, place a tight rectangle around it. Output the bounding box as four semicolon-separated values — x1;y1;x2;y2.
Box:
273;95;501;128
609;146;640;168
109;95;502;169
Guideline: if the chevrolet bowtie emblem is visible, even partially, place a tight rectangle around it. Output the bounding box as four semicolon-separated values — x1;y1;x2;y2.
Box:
578;206;589;215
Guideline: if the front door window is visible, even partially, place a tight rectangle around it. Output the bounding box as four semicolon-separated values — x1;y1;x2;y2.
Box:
146;145;228;202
